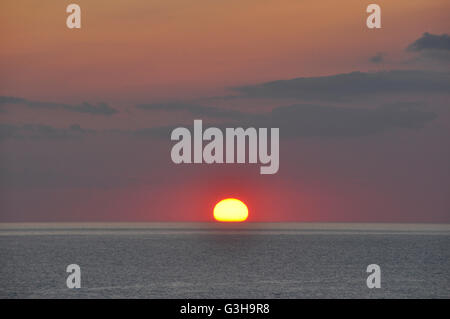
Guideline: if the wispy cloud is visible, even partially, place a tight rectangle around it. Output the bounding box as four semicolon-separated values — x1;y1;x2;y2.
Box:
130;102;437;138
0;96;118;115
1;100;436;141
232;70;450;101
136;102;250;119
0;123;94;140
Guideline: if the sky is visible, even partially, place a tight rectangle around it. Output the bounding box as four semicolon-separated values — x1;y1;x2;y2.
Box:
0;0;449;222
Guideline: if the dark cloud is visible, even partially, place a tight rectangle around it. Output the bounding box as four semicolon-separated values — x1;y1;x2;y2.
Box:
233;70;450;101
0;98;437;141
136;102;249;119
259;103;436;137
0;123;93;140
407;33;450;52
131;103;437;138
0;97;26;104
406;33;450;64
369;52;384;64
69;102;118;115
0;123;171;141
0;96;118;115
129;126;173;138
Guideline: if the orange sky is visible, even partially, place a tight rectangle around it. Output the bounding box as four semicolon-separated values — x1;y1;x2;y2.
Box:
0;1;449;223
1;0;449;102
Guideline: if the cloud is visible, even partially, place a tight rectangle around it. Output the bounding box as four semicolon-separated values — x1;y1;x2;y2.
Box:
369;52;384;64
232;70;450;100
0;98;437;141
0;123;172;141
406;33;450;64
128;126;174;138
0;96;118;115
136;102;249;119
130;103;437;138
407;33;450;52
262;103;436;137
0;123;93;140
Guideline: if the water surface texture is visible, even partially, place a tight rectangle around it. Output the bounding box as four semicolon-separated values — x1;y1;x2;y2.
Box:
0;223;449;298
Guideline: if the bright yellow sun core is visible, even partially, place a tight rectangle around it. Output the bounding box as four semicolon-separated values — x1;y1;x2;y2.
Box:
214;198;248;222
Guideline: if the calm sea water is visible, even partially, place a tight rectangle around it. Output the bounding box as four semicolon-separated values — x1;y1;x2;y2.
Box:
0;223;449;298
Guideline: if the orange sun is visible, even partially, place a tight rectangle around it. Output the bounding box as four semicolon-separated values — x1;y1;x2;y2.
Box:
213;198;249;222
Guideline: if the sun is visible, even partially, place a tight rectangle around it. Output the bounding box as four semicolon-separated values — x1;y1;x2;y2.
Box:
213;198;249;222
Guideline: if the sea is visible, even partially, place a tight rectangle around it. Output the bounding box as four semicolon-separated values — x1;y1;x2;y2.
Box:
0;223;449;298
